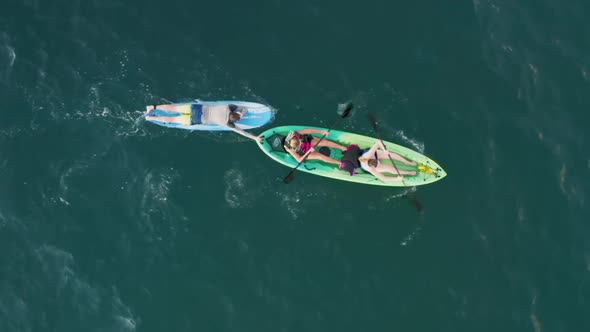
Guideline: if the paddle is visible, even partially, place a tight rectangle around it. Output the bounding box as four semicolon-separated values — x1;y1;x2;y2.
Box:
283;102;354;184
367;112;423;212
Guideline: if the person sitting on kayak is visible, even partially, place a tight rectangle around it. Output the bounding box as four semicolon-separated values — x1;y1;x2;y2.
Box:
339;141;416;181
283;129;347;165
146;104;261;142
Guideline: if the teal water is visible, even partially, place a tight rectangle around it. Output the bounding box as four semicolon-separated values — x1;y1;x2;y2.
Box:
1;0;589;331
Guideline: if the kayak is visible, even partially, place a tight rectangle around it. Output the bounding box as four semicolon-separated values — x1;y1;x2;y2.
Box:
258;125;447;187
145;100;273;131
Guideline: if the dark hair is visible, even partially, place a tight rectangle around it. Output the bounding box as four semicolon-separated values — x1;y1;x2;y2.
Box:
368;159;378;168
229;112;241;122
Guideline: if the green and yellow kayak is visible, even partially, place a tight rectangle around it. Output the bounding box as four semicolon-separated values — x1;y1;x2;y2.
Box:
258;125;447;187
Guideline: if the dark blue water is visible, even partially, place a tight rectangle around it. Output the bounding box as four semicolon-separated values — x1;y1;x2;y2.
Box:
1;0;589;331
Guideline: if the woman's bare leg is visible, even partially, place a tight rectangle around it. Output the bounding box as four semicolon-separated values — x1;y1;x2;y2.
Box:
146;115;184;124
311;138;347;150
146;104;188;114
308;152;341;165
375;164;416;176
376;150;416;165
158;104;183;112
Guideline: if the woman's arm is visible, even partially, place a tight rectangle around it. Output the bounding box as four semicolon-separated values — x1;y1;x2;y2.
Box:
284;146;314;163
230;125;260;141
363;141;381;158
285;147;304;163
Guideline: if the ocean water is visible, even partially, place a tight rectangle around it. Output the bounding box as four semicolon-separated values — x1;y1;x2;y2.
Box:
1;0;589;331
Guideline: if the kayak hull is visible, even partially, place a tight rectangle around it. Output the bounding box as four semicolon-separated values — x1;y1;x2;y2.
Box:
258;125;447;187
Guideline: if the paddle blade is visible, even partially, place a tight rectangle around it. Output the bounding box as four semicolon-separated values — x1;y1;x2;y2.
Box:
409;195;423;212
337;102;354;118
283;171;295;184
367;112;377;129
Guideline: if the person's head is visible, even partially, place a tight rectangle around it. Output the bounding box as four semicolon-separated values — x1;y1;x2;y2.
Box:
359;157;378;168
368;158;378;168
288;137;301;150
229;112;241;123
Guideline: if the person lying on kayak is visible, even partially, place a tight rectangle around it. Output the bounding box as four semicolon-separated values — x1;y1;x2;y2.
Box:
283;129;348;165
339;141;416;182
146;104;261;142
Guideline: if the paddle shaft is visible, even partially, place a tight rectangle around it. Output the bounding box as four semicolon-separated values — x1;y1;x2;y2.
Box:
378;140;409;186
368;113;422;211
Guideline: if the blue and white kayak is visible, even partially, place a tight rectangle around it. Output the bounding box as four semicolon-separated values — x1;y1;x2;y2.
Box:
145;100;274;131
